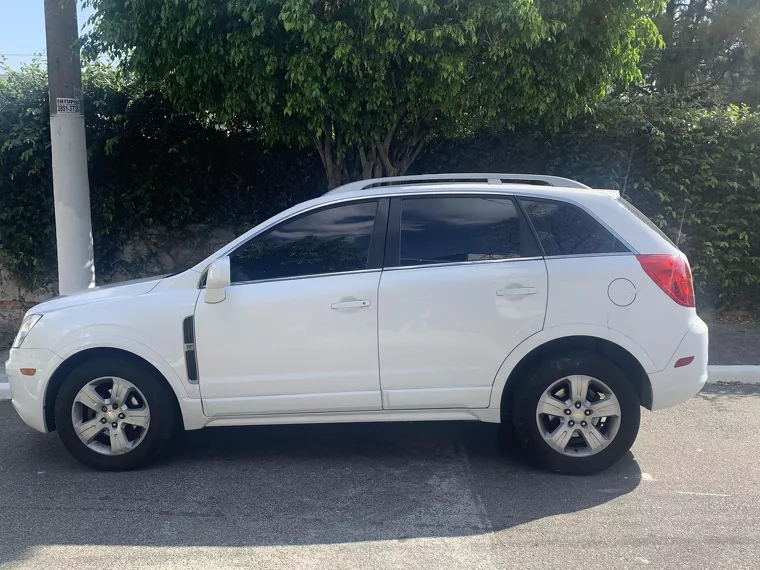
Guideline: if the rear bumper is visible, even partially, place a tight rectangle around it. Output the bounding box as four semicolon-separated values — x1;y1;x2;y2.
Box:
649;317;708;411
5;348;62;433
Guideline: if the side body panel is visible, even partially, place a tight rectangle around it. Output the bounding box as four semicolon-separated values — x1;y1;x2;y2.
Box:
489;254;702;412
378;259;548;409
13;272;205;431
542;255;697;372
195;271;383;416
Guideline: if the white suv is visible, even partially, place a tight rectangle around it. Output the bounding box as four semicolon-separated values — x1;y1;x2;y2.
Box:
6;174;708;474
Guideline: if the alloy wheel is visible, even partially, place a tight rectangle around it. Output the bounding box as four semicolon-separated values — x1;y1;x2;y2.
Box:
70;376;151;456
535;375;622;457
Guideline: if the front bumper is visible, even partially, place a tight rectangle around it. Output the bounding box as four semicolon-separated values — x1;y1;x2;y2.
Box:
649;317;709;411
5;348;63;433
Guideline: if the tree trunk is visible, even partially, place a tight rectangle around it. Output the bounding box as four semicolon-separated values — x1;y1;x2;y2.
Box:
671;0;710;89
314;127;343;190
313;109;435;188
655;0;679;91
359;146;378;180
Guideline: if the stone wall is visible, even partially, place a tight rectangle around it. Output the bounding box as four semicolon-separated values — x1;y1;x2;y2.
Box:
0;224;243;323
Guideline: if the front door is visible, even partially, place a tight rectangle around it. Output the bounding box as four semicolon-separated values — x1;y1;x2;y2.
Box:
378;195;548;410
195;199;387;417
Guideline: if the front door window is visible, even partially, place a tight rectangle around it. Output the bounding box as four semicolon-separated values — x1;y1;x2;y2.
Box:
229;201;378;283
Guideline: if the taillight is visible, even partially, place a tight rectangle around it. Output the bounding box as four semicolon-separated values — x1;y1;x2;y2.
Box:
636;254;695;307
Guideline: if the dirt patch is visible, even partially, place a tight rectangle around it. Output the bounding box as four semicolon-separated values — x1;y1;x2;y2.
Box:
713;313;757;324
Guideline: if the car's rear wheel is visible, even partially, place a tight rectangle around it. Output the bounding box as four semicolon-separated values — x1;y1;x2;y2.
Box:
54;356;178;471
511;351;640;475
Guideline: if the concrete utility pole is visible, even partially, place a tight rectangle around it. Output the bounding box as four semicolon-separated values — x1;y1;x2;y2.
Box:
44;0;95;294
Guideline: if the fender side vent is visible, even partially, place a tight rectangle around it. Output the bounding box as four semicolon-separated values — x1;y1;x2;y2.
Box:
182;316;199;383
183;315;195;343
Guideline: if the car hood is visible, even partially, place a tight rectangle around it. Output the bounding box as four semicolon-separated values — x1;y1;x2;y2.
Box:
32;276;166;314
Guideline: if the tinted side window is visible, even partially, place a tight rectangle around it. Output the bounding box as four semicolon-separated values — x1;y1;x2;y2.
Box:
229;201;378;283
399;196;537;266
617;196;678;249
520;199;629;256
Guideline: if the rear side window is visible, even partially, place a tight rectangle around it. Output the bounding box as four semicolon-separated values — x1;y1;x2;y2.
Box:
398;196;539;266
617;196;678;249
520;199;629;256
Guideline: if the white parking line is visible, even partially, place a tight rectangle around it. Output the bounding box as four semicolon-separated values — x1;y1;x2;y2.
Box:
675;491;731;497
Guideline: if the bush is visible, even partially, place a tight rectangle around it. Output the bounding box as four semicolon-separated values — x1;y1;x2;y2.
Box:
416;95;760;310
0;61;55;284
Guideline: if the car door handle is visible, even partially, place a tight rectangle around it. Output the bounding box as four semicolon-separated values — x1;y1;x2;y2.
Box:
331;299;372;309
496;287;537;297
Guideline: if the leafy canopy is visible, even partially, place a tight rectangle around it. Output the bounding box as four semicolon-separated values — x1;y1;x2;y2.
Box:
85;0;662;186
646;0;760;104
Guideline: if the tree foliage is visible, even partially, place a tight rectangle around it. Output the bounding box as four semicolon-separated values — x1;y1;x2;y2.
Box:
0;58;55;280
646;0;760;104
84;0;661;187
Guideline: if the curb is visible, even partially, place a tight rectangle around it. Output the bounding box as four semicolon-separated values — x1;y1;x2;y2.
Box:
707;365;760;385
0;366;759;402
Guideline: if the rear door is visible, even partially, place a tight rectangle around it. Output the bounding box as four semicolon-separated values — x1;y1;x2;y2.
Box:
378;194;548;410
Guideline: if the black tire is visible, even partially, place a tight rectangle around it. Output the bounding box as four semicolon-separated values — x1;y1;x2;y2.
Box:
54;355;179;471
511;351;640;475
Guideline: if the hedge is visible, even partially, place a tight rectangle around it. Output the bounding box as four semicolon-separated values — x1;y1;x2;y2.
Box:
1;65;759;309
0;63;325;287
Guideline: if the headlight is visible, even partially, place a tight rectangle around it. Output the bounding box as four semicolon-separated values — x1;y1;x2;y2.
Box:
13;314;42;349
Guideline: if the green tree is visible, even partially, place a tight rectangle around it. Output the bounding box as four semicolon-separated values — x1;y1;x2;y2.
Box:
85;0;661;188
649;0;760;103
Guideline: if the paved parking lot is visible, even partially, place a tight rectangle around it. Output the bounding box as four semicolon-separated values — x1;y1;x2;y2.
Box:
0;384;759;570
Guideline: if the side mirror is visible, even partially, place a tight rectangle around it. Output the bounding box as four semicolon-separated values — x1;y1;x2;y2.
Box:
204;256;231;304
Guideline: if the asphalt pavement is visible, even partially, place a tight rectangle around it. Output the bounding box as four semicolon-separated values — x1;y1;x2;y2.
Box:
0;385;759;570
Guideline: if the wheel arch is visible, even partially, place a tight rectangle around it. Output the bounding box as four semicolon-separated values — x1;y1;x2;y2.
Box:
44;347;183;432
493;334;653;420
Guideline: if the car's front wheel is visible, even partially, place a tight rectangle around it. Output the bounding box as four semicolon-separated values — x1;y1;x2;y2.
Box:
511;351;641;475
54;356;179;471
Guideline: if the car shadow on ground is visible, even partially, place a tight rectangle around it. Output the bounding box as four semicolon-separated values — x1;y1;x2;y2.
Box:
0;403;640;563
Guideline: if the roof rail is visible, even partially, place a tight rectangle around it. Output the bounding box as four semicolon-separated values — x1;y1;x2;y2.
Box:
326;173;589;194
